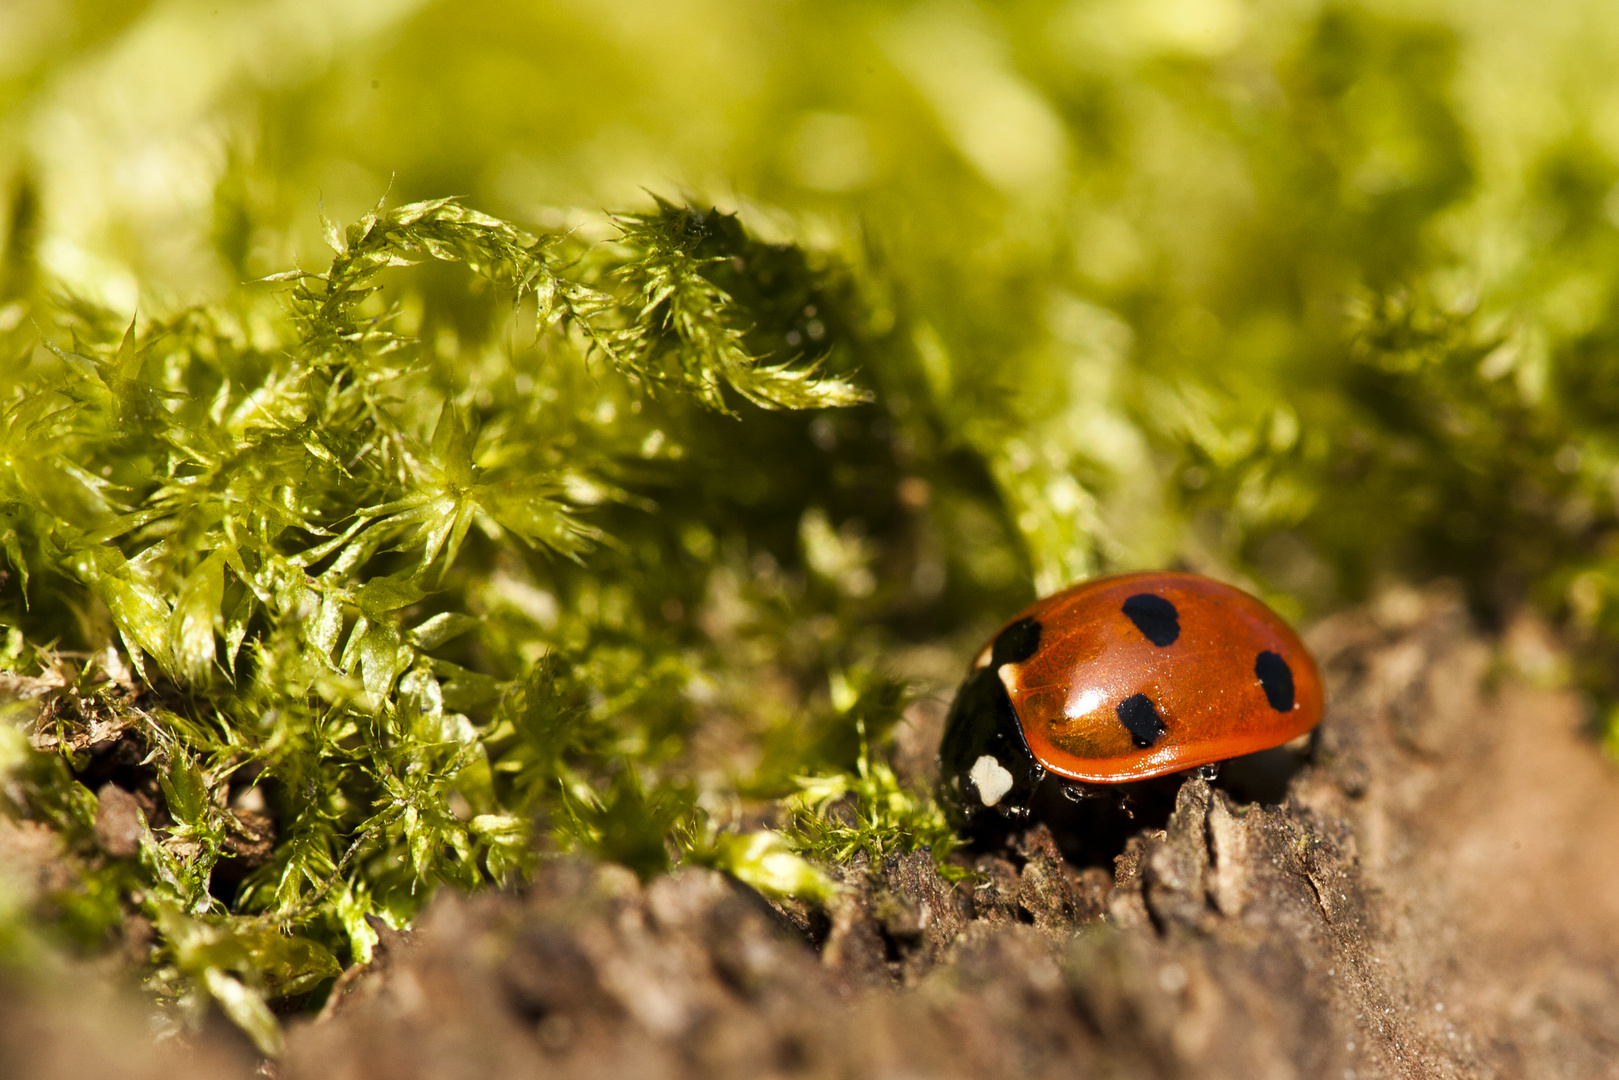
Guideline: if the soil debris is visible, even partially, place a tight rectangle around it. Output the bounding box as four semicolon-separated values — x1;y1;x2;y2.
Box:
91;782;143;859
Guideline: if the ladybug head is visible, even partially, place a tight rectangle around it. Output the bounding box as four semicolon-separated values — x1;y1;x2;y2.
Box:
937;617;1046;830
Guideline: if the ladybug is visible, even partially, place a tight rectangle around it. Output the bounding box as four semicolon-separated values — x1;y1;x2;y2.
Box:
939;571;1323;827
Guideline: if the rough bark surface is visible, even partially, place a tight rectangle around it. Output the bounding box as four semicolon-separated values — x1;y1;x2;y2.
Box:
6;586;1619;1078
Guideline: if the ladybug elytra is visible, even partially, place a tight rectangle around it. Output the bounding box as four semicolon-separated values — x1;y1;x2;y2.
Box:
939;571;1323;826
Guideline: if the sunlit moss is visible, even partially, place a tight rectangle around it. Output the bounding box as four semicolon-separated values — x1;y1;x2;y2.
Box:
0;195;883;1049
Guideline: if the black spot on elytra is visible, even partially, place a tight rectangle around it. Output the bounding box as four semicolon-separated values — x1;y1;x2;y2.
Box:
1255;650;1295;712
1116;693;1165;749
1122;593;1179;647
992;617;1041;667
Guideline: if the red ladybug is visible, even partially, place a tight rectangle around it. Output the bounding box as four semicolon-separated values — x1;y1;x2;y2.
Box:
939;571;1323;824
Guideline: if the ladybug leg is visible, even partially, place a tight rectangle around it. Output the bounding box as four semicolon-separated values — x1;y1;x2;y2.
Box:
1196;763;1220;781
1061;779;1139;816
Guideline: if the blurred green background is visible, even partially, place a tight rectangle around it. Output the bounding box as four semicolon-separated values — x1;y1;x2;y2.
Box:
8;0;1619;613
6;0;1619;1048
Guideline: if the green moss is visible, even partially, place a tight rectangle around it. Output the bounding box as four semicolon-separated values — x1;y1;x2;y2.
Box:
0;196;897;1050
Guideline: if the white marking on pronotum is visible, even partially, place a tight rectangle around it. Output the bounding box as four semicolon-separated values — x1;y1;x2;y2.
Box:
970;755;1015;807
